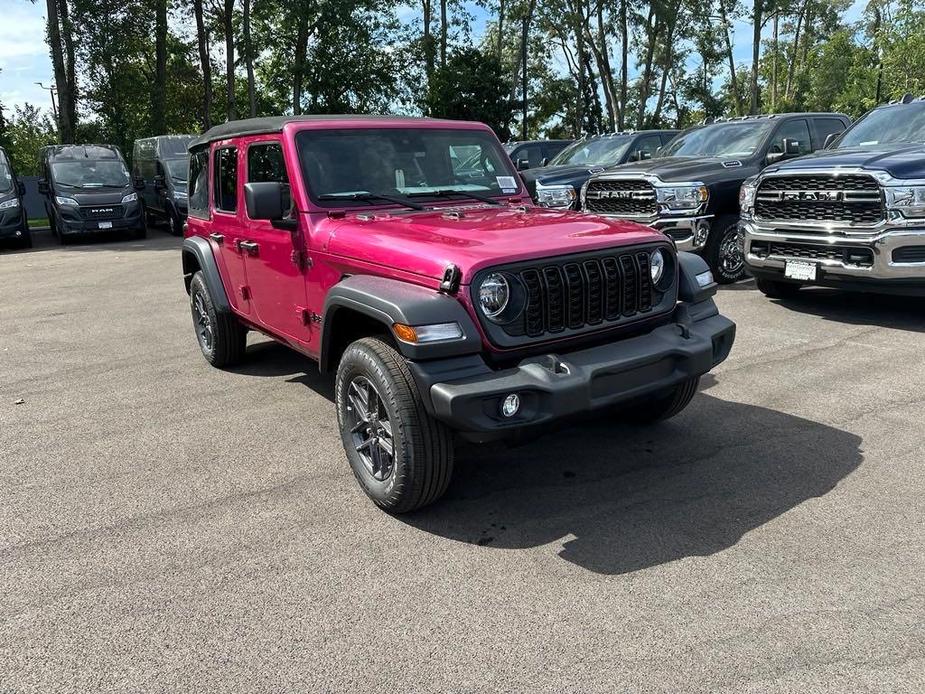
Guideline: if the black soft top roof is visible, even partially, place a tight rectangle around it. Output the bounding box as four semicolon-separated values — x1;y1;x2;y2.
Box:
188;114;470;150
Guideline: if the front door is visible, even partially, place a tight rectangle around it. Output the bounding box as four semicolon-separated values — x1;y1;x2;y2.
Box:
239;139;311;346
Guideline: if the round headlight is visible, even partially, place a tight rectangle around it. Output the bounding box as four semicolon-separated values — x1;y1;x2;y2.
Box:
478;273;510;320
650;249;665;284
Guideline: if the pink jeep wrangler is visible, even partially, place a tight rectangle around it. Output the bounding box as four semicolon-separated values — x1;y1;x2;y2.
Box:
181;116;735;512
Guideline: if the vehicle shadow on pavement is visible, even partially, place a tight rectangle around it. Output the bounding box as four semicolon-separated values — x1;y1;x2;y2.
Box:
403;390;863;575
0;228;182;255
765;288;925;333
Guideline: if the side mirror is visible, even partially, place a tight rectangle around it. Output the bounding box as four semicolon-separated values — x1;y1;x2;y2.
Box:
516;158;530;171
154;174;166;190
823;132;839;149
783;138;800;156
540;157;549;167
244;181;296;230
133;176;145;191
38;179;49;195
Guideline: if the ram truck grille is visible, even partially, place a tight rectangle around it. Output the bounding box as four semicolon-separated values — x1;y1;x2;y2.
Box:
80;205;125;220
584;179;657;217
507;250;656;339
755;174;883;225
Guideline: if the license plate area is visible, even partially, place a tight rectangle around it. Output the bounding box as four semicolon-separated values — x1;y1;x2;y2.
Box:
784;260;817;281
98;221;113;229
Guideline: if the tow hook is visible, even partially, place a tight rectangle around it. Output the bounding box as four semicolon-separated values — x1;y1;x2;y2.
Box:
674;304;693;339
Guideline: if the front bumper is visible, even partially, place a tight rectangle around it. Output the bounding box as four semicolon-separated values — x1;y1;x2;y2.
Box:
742;219;925;291
409;300;735;434
0;206;27;238
56;206;144;234
595;212;712;252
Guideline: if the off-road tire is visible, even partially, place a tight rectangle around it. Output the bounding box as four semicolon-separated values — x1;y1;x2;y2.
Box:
756;278;801;299
705;215;746;284
628;377;700;423
189;271;247;368
335;337;454;513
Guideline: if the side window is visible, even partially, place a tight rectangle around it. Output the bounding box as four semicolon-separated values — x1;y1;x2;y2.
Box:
188;147;210;219
247;142;291;218
636;135;662;158
814;118;847;149
773;119;812;155
213;146;238;213
517;145;543;169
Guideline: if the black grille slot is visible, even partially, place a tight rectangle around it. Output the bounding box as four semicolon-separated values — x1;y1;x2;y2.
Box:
80;204;125;220
893;246;925;263
508;248;666;340
755;174;883;225
584;179;657;217
751;241;874;267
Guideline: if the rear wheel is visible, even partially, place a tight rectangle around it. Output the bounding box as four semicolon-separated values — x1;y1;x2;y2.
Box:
189;271;247;368
756;278;802;299
627;377;700;424
336;337;454;513
705;215;746;284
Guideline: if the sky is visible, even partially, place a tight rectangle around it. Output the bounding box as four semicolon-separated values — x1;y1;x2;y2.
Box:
2;0;869;119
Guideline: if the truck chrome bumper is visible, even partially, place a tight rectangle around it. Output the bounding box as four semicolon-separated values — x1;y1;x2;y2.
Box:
594;213;713;252
741;220;925;281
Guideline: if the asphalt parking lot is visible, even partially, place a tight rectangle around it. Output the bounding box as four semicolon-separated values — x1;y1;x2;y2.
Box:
2;228;924;693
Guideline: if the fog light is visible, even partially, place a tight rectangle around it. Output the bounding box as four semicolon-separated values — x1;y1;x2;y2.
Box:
500;393;520;418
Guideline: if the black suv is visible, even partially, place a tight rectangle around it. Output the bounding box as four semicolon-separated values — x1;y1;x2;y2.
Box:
133;135;195;236
504;140;573;170
521;130;679;210
582;114;850;282
742;97;925;297
0;146;30;249
39;144;146;244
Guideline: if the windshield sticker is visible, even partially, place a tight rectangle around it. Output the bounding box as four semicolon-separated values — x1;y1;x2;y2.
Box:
496;175;517;193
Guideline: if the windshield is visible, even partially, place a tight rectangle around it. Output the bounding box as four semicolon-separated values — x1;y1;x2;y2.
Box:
297;128;520;206
549;136;634;166
164;158;188;184
837;104;925;148
0;153;13;194
661;121;775;158
50;160;130;188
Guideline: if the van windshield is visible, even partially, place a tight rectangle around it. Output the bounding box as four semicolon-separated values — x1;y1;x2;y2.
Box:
836;103;925;148
0;153;13;194
296;127;519;207
164;158;188;185
549;136;634;166
660;121;775;158
50;160;130;189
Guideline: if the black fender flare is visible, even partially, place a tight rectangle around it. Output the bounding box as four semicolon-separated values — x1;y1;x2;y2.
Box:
321;275;483;371
677;251;718;303
181;236;231;313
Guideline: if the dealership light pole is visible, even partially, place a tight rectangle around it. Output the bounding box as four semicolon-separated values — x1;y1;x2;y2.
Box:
35;82;59;123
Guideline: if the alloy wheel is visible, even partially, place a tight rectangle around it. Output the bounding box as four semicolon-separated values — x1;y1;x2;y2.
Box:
192;292;214;353
345;376;395;481
720;225;745;277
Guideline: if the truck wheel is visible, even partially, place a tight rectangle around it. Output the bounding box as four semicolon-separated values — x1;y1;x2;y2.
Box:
756;278;801;299
628;377;700;423
167;207;183;237
336;337;454;513
706;215;746;284
17;228;33;249
189;271;247;368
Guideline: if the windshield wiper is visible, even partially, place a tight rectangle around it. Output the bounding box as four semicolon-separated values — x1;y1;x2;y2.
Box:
317;192;425;211
407;188;503;205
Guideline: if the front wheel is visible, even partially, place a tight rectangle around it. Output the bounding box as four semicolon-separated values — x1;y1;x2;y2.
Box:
167;206;183;236
705;215;746;284
336;337;454;513
626;377;700;424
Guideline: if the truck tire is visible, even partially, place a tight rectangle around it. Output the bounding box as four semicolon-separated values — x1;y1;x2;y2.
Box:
189;271;247;368
628;377;700;423
705;215;746;284
756;278;801;299
336;337;454;513
167;206;183;237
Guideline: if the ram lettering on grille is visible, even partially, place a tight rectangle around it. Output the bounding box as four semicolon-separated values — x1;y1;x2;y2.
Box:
755;174;884;225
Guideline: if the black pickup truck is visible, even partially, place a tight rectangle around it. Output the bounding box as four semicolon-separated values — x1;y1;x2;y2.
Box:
582;113;850;282
742;97;925;297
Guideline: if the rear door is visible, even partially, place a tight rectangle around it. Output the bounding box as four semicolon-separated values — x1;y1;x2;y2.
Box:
208;143;252;316
239;139;311;345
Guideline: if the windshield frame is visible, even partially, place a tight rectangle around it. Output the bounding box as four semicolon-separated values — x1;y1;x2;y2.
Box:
548;135;635;167
294;125;523;210
49;158;131;189
659;120;777;159
832;103;925;150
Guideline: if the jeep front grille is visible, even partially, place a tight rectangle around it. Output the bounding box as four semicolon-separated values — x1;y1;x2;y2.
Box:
755;174;884;225
80;205;125;220
584;179;657;217
510;250;656;339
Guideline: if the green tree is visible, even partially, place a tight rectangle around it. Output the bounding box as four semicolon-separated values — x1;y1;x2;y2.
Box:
2;104;58;175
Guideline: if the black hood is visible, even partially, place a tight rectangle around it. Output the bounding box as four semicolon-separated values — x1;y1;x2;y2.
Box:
55;185;133;205
520;163;613;197
763;143;925;179
602;155;762;185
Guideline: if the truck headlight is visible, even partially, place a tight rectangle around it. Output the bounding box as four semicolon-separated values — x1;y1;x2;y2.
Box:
885;185;925;218
656;184;708;210
55;196;79;207
535;182;577;209
739;177;758;214
478;273;510;320
0;197;20;210
121;192;138;204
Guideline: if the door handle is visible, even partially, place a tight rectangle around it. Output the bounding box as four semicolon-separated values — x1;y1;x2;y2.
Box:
208;233;224;244
237;240;259;255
